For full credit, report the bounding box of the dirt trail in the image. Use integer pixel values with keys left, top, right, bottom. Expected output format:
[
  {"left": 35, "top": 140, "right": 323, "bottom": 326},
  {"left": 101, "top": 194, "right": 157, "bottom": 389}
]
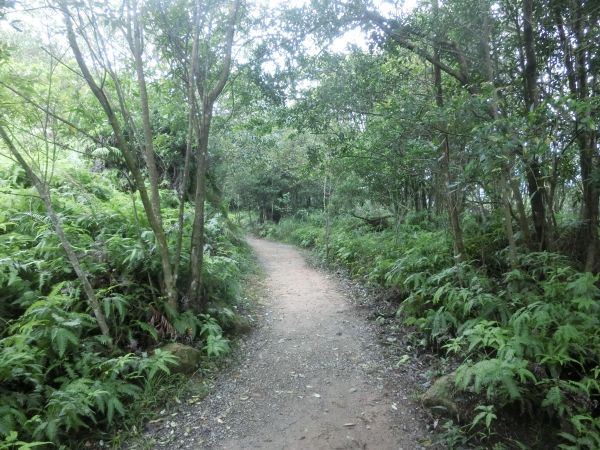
[{"left": 145, "top": 237, "right": 428, "bottom": 449}]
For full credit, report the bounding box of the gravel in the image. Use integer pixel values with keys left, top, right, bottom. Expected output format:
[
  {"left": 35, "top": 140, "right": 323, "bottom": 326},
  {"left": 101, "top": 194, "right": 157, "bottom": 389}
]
[{"left": 135, "top": 237, "right": 436, "bottom": 450}]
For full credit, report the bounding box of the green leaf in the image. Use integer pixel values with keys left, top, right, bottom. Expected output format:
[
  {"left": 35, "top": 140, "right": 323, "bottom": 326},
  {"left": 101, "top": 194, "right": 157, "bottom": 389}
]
[{"left": 50, "top": 328, "right": 79, "bottom": 357}]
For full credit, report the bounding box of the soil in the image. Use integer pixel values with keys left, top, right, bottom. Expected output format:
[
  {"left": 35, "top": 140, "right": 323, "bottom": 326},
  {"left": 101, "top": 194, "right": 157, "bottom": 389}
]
[{"left": 137, "top": 237, "right": 432, "bottom": 449}]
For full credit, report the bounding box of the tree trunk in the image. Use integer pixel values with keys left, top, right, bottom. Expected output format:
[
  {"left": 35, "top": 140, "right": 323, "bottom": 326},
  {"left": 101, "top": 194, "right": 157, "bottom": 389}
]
[
  {"left": 432, "top": 0, "right": 465, "bottom": 262},
  {"left": 501, "top": 174, "right": 518, "bottom": 268},
  {"left": 174, "top": 4, "right": 200, "bottom": 291},
  {"left": 187, "top": 0, "right": 240, "bottom": 309},
  {"left": 188, "top": 110, "right": 211, "bottom": 310},
  {"left": 521, "top": 0, "right": 549, "bottom": 251},
  {"left": 510, "top": 177, "right": 532, "bottom": 246},
  {"left": 62, "top": 6, "right": 177, "bottom": 307},
  {"left": 555, "top": 5, "right": 598, "bottom": 271},
  {"left": 128, "top": 3, "right": 177, "bottom": 308},
  {"left": 323, "top": 171, "right": 332, "bottom": 265},
  {"left": 525, "top": 163, "right": 548, "bottom": 250},
  {"left": 480, "top": 4, "right": 517, "bottom": 266},
  {"left": 578, "top": 132, "right": 599, "bottom": 271},
  {"left": 571, "top": 4, "right": 599, "bottom": 271}
]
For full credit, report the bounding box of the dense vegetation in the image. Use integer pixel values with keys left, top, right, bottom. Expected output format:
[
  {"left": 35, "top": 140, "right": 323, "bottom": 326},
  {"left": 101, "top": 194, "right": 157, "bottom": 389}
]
[
  {"left": 0, "top": 160, "right": 248, "bottom": 446},
  {"left": 1, "top": 0, "right": 599, "bottom": 448}
]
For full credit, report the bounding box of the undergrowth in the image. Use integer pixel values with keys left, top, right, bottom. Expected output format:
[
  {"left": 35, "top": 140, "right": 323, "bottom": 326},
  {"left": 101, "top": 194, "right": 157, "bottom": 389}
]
[
  {"left": 263, "top": 212, "right": 600, "bottom": 449},
  {"left": 0, "top": 161, "right": 251, "bottom": 448}
]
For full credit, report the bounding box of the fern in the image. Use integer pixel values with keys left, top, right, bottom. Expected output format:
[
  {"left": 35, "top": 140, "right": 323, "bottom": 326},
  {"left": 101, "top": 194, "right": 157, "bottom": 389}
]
[
  {"left": 470, "top": 405, "right": 497, "bottom": 431},
  {"left": 172, "top": 311, "right": 203, "bottom": 339},
  {"left": 204, "top": 334, "right": 230, "bottom": 357},
  {"left": 558, "top": 415, "right": 600, "bottom": 450},
  {"left": 542, "top": 385, "right": 569, "bottom": 418},
  {"left": 138, "top": 349, "right": 178, "bottom": 382},
  {"left": 0, "top": 431, "right": 50, "bottom": 450},
  {"left": 0, "top": 164, "right": 250, "bottom": 446},
  {"left": 199, "top": 314, "right": 224, "bottom": 338},
  {"left": 455, "top": 358, "right": 536, "bottom": 404},
  {"left": 50, "top": 328, "right": 79, "bottom": 358}
]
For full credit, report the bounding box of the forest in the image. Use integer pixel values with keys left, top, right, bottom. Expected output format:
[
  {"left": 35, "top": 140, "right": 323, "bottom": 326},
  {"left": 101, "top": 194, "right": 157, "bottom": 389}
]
[{"left": 0, "top": 0, "right": 598, "bottom": 448}]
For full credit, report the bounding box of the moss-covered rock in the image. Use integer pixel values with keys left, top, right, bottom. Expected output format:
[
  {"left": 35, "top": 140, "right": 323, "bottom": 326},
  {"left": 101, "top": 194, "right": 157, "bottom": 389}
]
[
  {"left": 161, "top": 343, "right": 202, "bottom": 374},
  {"left": 229, "top": 316, "right": 253, "bottom": 335},
  {"left": 421, "top": 372, "right": 461, "bottom": 419}
]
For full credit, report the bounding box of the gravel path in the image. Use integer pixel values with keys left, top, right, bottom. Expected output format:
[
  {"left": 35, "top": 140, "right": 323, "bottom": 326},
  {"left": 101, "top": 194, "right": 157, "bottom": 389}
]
[{"left": 143, "top": 237, "right": 428, "bottom": 449}]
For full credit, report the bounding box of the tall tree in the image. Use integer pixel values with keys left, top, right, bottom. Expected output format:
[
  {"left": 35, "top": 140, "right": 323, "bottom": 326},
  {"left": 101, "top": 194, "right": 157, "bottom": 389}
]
[
  {"left": 187, "top": 0, "right": 242, "bottom": 310},
  {"left": 59, "top": 0, "right": 179, "bottom": 307}
]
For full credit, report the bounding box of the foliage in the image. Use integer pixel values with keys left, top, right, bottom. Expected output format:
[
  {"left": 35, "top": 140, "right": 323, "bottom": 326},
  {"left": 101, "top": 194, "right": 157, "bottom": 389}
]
[{"left": 0, "top": 161, "right": 249, "bottom": 446}]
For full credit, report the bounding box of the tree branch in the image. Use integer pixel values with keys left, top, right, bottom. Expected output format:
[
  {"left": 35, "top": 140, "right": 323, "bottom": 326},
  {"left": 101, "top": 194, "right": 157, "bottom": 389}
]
[{"left": 363, "top": 10, "right": 474, "bottom": 93}]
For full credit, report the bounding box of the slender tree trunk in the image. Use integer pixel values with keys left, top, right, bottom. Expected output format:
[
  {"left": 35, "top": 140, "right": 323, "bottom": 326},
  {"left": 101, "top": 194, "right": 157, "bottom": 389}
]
[
  {"left": 323, "top": 170, "right": 331, "bottom": 265},
  {"left": 187, "top": 0, "right": 240, "bottom": 309},
  {"left": 571, "top": 4, "right": 599, "bottom": 271},
  {"left": 579, "top": 134, "right": 599, "bottom": 271},
  {"left": 188, "top": 111, "right": 211, "bottom": 310},
  {"left": 128, "top": 3, "right": 177, "bottom": 308},
  {"left": 525, "top": 162, "right": 548, "bottom": 250},
  {"left": 501, "top": 174, "right": 518, "bottom": 268},
  {"left": 174, "top": 4, "right": 200, "bottom": 292},
  {"left": 480, "top": 5, "right": 517, "bottom": 266},
  {"left": 510, "top": 177, "right": 532, "bottom": 246},
  {"left": 129, "top": 186, "right": 144, "bottom": 244},
  {"left": 548, "top": 155, "right": 560, "bottom": 234},
  {"left": 130, "top": 3, "right": 162, "bottom": 230},
  {"left": 521, "top": 0, "right": 549, "bottom": 251},
  {"left": 421, "top": 187, "right": 428, "bottom": 211},
  {"left": 62, "top": 6, "right": 177, "bottom": 307},
  {"left": 432, "top": 0, "right": 464, "bottom": 262},
  {"left": 555, "top": 6, "right": 598, "bottom": 271},
  {"left": 0, "top": 125, "right": 110, "bottom": 337}
]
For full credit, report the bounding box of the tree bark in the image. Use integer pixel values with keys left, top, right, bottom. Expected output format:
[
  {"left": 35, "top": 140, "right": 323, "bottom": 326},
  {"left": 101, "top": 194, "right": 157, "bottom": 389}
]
[
  {"left": 323, "top": 167, "right": 332, "bottom": 265},
  {"left": 174, "top": 2, "right": 200, "bottom": 293},
  {"left": 188, "top": 111, "right": 211, "bottom": 309},
  {"left": 127, "top": 1, "right": 177, "bottom": 308},
  {"left": 501, "top": 173, "right": 518, "bottom": 268},
  {"left": 480, "top": 4, "right": 517, "bottom": 266},
  {"left": 510, "top": 177, "right": 532, "bottom": 246},
  {"left": 571, "top": 3, "right": 599, "bottom": 271}
]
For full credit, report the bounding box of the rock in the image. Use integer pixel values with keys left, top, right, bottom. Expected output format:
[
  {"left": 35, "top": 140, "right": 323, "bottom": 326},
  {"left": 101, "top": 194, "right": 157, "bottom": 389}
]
[
  {"left": 421, "top": 372, "right": 460, "bottom": 418},
  {"left": 229, "top": 316, "right": 253, "bottom": 335},
  {"left": 161, "top": 343, "right": 202, "bottom": 374}
]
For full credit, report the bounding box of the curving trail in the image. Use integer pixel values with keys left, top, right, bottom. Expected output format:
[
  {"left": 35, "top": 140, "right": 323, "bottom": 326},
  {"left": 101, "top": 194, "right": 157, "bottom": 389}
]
[{"left": 145, "top": 237, "right": 427, "bottom": 449}]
